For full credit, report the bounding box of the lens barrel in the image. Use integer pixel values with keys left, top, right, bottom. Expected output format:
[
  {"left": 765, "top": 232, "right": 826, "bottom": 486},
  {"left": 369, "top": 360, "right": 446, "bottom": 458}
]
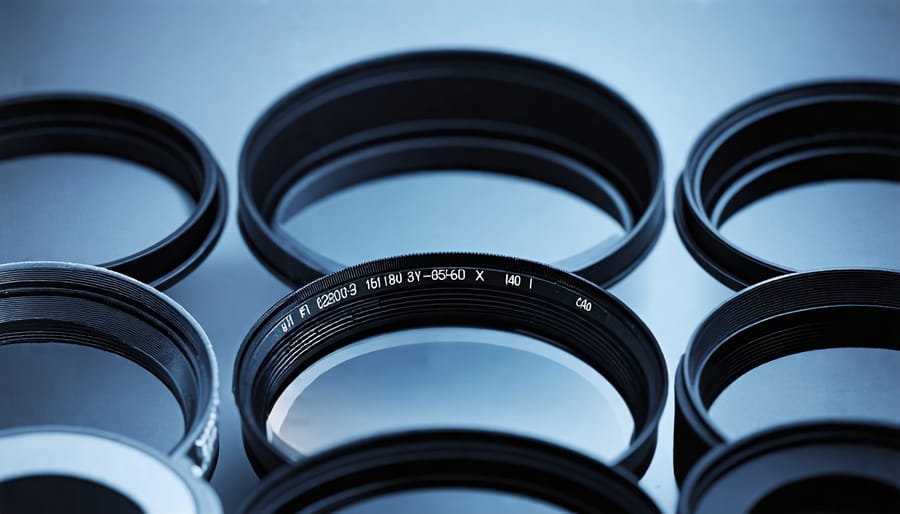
[
  {"left": 234, "top": 253, "right": 667, "bottom": 477},
  {"left": 678, "top": 422, "right": 900, "bottom": 514},
  {"left": 0, "top": 261, "right": 219, "bottom": 477},
  {"left": 237, "top": 430, "right": 662, "bottom": 514},
  {"left": 675, "top": 81, "right": 900, "bottom": 289},
  {"left": 673, "top": 268, "right": 900, "bottom": 483},
  {"left": 239, "top": 50, "right": 664, "bottom": 287},
  {"left": 0, "top": 93, "right": 227, "bottom": 288}
]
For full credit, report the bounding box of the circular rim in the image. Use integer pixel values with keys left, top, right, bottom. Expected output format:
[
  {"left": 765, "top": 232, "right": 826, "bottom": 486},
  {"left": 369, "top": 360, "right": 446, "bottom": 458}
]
[
  {"left": 0, "top": 93, "right": 228, "bottom": 289},
  {"left": 237, "top": 429, "right": 662, "bottom": 514},
  {"left": 0, "top": 261, "right": 219, "bottom": 477},
  {"left": 238, "top": 49, "right": 664, "bottom": 288},
  {"left": 678, "top": 422, "right": 900, "bottom": 514},
  {"left": 674, "top": 80, "right": 900, "bottom": 290},
  {"left": 673, "top": 268, "right": 900, "bottom": 483},
  {"left": 0, "top": 427, "right": 221, "bottom": 514},
  {"left": 233, "top": 252, "right": 667, "bottom": 477}
]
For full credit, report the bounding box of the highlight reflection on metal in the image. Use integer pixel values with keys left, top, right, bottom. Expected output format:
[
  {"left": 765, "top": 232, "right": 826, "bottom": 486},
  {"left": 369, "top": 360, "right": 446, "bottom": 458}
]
[
  {"left": 0, "top": 428, "right": 222, "bottom": 514},
  {"left": 0, "top": 262, "right": 220, "bottom": 477},
  {"left": 4, "top": 4, "right": 900, "bottom": 512}
]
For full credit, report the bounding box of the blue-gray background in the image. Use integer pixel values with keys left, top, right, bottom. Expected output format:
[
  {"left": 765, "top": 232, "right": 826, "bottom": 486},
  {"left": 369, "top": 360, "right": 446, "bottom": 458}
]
[{"left": 2, "top": 1, "right": 899, "bottom": 512}]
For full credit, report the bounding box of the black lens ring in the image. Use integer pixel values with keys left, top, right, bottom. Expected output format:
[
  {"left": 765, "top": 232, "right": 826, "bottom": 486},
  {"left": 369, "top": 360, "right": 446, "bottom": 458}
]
[
  {"left": 674, "top": 81, "right": 900, "bottom": 290},
  {"left": 237, "top": 429, "right": 662, "bottom": 514},
  {"left": 678, "top": 422, "right": 900, "bottom": 514},
  {"left": 673, "top": 268, "right": 900, "bottom": 484},
  {"left": 0, "top": 427, "right": 222, "bottom": 514},
  {"left": 234, "top": 253, "right": 667, "bottom": 477},
  {"left": 0, "top": 261, "right": 219, "bottom": 477},
  {"left": 238, "top": 49, "right": 664, "bottom": 288},
  {"left": 0, "top": 93, "right": 228, "bottom": 289}
]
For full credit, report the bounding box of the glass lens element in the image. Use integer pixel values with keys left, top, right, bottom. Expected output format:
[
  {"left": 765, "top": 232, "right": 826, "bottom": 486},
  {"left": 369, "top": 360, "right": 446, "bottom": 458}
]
[
  {"left": 268, "top": 327, "right": 633, "bottom": 462},
  {"left": 277, "top": 171, "right": 625, "bottom": 269}
]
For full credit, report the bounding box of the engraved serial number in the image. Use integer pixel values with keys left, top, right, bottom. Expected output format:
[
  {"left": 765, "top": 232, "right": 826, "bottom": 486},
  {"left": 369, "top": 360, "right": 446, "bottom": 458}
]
[
  {"left": 366, "top": 271, "right": 404, "bottom": 290},
  {"left": 269, "top": 266, "right": 601, "bottom": 345},
  {"left": 315, "top": 283, "right": 358, "bottom": 309},
  {"left": 429, "top": 268, "right": 466, "bottom": 281}
]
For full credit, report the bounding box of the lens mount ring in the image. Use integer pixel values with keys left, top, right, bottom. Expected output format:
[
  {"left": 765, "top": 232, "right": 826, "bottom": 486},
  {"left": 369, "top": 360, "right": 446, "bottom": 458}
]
[
  {"left": 0, "top": 261, "right": 219, "bottom": 477},
  {"left": 237, "top": 429, "right": 661, "bottom": 514},
  {"left": 0, "top": 427, "right": 222, "bottom": 514},
  {"left": 675, "top": 81, "right": 900, "bottom": 289},
  {"left": 0, "top": 93, "right": 228, "bottom": 289},
  {"left": 238, "top": 49, "right": 664, "bottom": 287},
  {"left": 673, "top": 268, "right": 900, "bottom": 483},
  {"left": 234, "top": 253, "right": 667, "bottom": 477},
  {"left": 678, "top": 422, "right": 900, "bottom": 514}
]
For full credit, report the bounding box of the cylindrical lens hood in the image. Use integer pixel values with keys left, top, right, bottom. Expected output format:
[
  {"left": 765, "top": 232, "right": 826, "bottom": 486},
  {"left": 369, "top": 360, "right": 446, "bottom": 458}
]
[
  {"left": 0, "top": 427, "right": 222, "bottom": 514},
  {"left": 675, "top": 81, "right": 900, "bottom": 289},
  {"left": 237, "top": 430, "right": 662, "bottom": 514},
  {"left": 239, "top": 50, "right": 664, "bottom": 287},
  {"left": 0, "top": 93, "right": 228, "bottom": 289},
  {"left": 0, "top": 261, "right": 219, "bottom": 477},
  {"left": 673, "top": 269, "right": 900, "bottom": 483},
  {"left": 234, "top": 253, "right": 667, "bottom": 477},
  {"left": 678, "top": 422, "right": 900, "bottom": 514}
]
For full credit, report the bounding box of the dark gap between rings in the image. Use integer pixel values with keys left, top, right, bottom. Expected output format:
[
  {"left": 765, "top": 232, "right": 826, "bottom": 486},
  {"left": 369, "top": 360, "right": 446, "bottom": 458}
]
[
  {"left": 749, "top": 475, "right": 900, "bottom": 514},
  {"left": 0, "top": 475, "right": 143, "bottom": 514}
]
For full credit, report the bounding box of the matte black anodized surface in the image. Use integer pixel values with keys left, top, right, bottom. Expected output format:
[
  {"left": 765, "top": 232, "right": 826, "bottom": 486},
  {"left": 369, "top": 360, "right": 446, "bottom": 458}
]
[
  {"left": 234, "top": 253, "right": 666, "bottom": 477},
  {"left": 0, "top": 94, "right": 227, "bottom": 289},
  {"left": 0, "top": 262, "right": 220, "bottom": 477},
  {"left": 673, "top": 269, "right": 900, "bottom": 483},
  {"left": 238, "top": 50, "right": 664, "bottom": 288},
  {"left": 237, "top": 430, "right": 662, "bottom": 514},
  {"left": 2, "top": 2, "right": 899, "bottom": 512},
  {"left": 674, "top": 81, "right": 900, "bottom": 289},
  {"left": 678, "top": 422, "right": 900, "bottom": 514}
]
